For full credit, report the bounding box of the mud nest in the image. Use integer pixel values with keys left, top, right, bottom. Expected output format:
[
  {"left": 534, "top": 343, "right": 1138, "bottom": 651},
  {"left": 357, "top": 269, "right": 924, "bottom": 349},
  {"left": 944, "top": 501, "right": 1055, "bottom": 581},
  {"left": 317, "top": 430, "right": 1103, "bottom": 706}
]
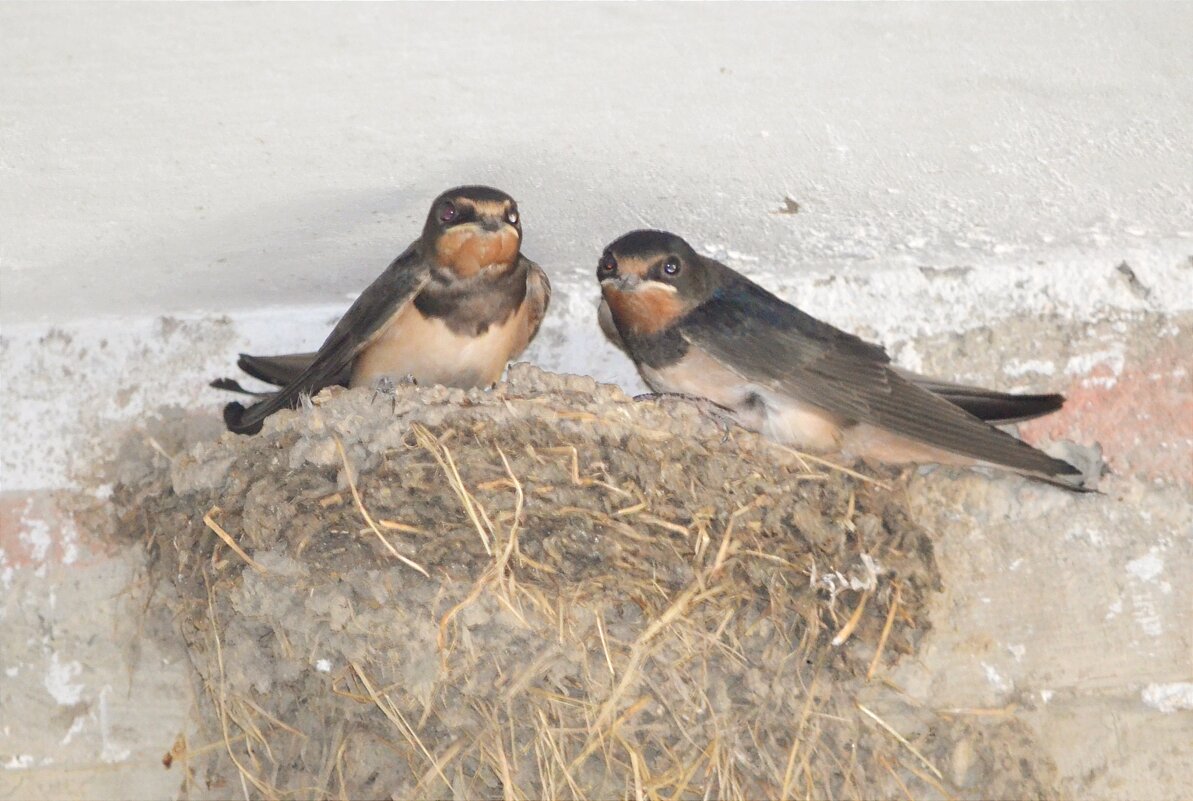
[{"left": 114, "top": 365, "right": 1056, "bottom": 800}]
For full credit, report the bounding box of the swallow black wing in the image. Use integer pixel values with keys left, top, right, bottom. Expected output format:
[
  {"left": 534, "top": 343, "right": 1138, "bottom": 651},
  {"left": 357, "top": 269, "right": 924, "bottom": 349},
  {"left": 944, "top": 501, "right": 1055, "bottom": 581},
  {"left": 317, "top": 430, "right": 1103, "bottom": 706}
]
[
  {"left": 223, "top": 243, "right": 431, "bottom": 434},
  {"left": 677, "top": 268, "right": 1079, "bottom": 478},
  {"left": 517, "top": 257, "right": 553, "bottom": 354},
  {"left": 235, "top": 352, "right": 323, "bottom": 387}
]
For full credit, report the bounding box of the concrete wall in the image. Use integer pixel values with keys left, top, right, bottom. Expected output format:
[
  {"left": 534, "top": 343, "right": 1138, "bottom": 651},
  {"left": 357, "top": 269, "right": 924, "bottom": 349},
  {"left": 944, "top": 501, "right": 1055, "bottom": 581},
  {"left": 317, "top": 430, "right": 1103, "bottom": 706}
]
[{"left": 2, "top": 4, "right": 1190, "bottom": 798}]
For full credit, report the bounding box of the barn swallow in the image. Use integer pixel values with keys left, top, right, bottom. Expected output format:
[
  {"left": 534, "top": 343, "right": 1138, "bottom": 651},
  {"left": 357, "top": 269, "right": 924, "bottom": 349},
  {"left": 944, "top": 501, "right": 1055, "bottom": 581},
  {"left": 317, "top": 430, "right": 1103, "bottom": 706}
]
[
  {"left": 596, "top": 229, "right": 1086, "bottom": 488},
  {"left": 214, "top": 186, "right": 551, "bottom": 434}
]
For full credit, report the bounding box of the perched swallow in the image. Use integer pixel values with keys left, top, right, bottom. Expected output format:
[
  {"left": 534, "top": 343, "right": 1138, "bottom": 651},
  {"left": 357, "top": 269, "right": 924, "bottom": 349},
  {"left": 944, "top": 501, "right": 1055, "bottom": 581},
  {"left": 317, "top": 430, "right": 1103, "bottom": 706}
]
[
  {"left": 596, "top": 229, "right": 1086, "bottom": 488},
  {"left": 215, "top": 186, "right": 551, "bottom": 434}
]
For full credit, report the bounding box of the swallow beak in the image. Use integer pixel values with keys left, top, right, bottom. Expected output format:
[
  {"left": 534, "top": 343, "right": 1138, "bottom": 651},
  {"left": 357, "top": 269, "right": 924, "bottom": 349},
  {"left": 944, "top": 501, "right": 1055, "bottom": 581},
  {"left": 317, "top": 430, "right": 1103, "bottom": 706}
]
[{"left": 600, "top": 273, "right": 641, "bottom": 291}]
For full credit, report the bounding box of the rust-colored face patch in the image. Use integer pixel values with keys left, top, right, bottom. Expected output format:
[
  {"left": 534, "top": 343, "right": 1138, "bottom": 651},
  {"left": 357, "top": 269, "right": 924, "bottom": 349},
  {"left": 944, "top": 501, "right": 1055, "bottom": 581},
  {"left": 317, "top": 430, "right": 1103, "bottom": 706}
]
[
  {"left": 601, "top": 283, "right": 689, "bottom": 336},
  {"left": 435, "top": 225, "right": 520, "bottom": 278}
]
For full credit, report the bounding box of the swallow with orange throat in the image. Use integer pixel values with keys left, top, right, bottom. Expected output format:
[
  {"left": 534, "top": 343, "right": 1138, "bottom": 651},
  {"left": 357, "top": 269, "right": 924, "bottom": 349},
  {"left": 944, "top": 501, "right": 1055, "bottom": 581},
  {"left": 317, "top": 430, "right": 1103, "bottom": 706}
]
[
  {"left": 596, "top": 229, "right": 1089, "bottom": 489},
  {"left": 214, "top": 185, "right": 551, "bottom": 434}
]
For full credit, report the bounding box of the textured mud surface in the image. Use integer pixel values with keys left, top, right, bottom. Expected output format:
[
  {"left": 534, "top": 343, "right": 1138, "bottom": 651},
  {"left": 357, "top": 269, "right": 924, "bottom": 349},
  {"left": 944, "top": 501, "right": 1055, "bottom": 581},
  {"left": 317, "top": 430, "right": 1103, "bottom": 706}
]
[{"left": 109, "top": 366, "right": 1057, "bottom": 800}]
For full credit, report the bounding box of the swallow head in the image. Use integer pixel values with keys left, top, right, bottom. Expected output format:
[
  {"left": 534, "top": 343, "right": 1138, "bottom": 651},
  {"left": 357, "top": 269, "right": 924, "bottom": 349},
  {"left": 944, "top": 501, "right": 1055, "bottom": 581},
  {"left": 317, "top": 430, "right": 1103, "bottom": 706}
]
[
  {"left": 426, "top": 185, "right": 522, "bottom": 278},
  {"left": 597, "top": 229, "right": 713, "bottom": 337}
]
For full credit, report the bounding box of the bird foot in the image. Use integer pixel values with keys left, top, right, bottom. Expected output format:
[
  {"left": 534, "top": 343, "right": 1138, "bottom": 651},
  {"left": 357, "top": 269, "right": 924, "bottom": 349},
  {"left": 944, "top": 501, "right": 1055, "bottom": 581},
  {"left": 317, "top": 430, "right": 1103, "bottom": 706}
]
[
  {"left": 372, "top": 374, "right": 418, "bottom": 395},
  {"left": 371, "top": 375, "right": 419, "bottom": 415}
]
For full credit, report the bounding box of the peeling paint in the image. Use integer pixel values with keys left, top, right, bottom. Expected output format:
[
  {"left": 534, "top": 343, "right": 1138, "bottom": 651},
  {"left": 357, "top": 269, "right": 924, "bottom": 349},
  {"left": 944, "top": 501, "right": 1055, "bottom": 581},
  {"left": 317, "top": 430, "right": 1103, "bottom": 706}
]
[
  {"left": 3, "top": 754, "right": 35, "bottom": 770},
  {"left": 1066, "top": 347, "right": 1126, "bottom": 381},
  {"left": 44, "top": 652, "right": 84, "bottom": 706},
  {"left": 1141, "top": 683, "right": 1193, "bottom": 714},
  {"left": 1123, "top": 548, "right": 1171, "bottom": 637},
  {"left": 1004, "top": 359, "right": 1057, "bottom": 378},
  {"left": 1126, "top": 550, "right": 1165, "bottom": 582},
  {"left": 982, "top": 662, "right": 1013, "bottom": 693},
  {"left": 0, "top": 548, "right": 12, "bottom": 591},
  {"left": 1105, "top": 598, "right": 1123, "bottom": 620},
  {"left": 1129, "top": 589, "right": 1164, "bottom": 638},
  {"left": 17, "top": 499, "right": 52, "bottom": 564},
  {"left": 60, "top": 715, "right": 87, "bottom": 746},
  {"left": 59, "top": 518, "right": 80, "bottom": 565},
  {"left": 97, "top": 685, "right": 130, "bottom": 764}
]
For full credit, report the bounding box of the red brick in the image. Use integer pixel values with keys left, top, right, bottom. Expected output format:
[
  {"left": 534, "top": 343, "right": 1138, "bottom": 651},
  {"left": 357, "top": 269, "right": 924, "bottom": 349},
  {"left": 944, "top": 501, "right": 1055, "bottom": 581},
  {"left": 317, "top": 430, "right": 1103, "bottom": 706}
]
[{"left": 1020, "top": 342, "right": 1192, "bottom": 486}]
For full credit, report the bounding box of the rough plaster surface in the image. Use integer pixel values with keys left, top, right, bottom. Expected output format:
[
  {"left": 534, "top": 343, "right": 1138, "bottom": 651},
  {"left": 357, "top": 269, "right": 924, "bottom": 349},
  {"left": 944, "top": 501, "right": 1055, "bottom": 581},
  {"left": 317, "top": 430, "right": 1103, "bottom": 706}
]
[
  {"left": 2, "top": 4, "right": 1192, "bottom": 800},
  {"left": 0, "top": 492, "right": 189, "bottom": 801},
  {"left": 897, "top": 473, "right": 1193, "bottom": 799}
]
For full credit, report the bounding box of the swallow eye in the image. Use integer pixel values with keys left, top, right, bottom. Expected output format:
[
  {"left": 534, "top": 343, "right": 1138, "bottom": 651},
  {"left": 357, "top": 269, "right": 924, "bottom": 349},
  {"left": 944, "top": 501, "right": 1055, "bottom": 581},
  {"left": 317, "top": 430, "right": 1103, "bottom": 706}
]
[
  {"left": 663, "top": 257, "right": 681, "bottom": 276},
  {"left": 439, "top": 202, "right": 458, "bottom": 223},
  {"left": 598, "top": 254, "right": 617, "bottom": 275},
  {"left": 506, "top": 207, "right": 519, "bottom": 226}
]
